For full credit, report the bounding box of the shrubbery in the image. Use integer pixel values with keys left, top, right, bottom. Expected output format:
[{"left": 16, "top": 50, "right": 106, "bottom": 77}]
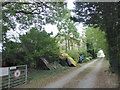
[
  {"left": 3, "top": 28, "right": 60, "bottom": 68},
  {"left": 66, "top": 49, "right": 92, "bottom": 63},
  {"left": 67, "top": 50, "right": 79, "bottom": 62}
]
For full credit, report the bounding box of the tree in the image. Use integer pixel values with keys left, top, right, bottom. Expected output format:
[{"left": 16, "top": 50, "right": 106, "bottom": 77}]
[
  {"left": 2, "top": 41, "right": 25, "bottom": 66},
  {"left": 73, "top": 2, "right": 119, "bottom": 73},
  {"left": 2, "top": 2, "right": 66, "bottom": 43},
  {"left": 3, "top": 28, "right": 60, "bottom": 68},
  {"left": 20, "top": 28, "right": 60, "bottom": 68},
  {"left": 85, "top": 27, "right": 108, "bottom": 58},
  {"left": 2, "top": 2, "right": 66, "bottom": 68},
  {"left": 56, "top": 9, "right": 80, "bottom": 51}
]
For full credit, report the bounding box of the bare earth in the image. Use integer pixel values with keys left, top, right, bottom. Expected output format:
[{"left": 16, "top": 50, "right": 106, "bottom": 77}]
[{"left": 20, "top": 58, "right": 118, "bottom": 88}]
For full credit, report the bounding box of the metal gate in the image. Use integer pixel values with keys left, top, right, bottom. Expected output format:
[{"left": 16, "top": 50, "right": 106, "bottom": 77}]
[{"left": 0, "top": 65, "right": 27, "bottom": 89}]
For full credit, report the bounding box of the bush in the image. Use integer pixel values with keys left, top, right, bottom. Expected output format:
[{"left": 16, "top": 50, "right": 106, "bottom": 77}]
[
  {"left": 3, "top": 28, "right": 60, "bottom": 68},
  {"left": 79, "top": 51, "right": 87, "bottom": 57},
  {"left": 67, "top": 50, "right": 79, "bottom": 62},
  {"left": 85, "top": 56, "right": 92, "bottom": 61}
]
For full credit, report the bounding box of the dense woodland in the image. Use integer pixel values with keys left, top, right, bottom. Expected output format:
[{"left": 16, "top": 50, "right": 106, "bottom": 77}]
[{"left": 1, "top": 2, "right": 119, "bottom": 74}]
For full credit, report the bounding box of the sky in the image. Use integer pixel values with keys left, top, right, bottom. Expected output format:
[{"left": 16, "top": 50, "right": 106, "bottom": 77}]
[
  {"left": 67, "top": 0, "right": 75, "bottom": 10},
  {"left": 44, "top": 23, "right": 85, "bottom": 37}
]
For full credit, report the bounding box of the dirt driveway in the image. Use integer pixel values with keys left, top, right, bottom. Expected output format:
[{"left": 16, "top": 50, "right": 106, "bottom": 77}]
[
  {"left": 20, "top": 58, "right": 118, "bottom": 88},
  {"left": 44, "top": 58, "right": 118, "bottom": 88}
]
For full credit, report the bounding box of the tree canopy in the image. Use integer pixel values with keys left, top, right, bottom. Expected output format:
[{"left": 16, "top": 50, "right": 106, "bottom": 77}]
[
  {"left": 3, "top": 28, "right": 60, "bottom": 68},
  {"left": 73, "top": 2, "right": 119, "bottom": 73},
  {"left": 2, "top": 2, "right": 66, "bottom": 42},
  {"left": 85, "top": 27, "right": 108, "bottom": 56},
  {"left": 2, "top": 2, "right": 66, "bottom": 68},
  {"left": 2, "top": 2, "right": 80, "bottom": 68}
]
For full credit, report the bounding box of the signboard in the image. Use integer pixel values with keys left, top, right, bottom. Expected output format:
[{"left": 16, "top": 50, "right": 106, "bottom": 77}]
[
  {"left": 10, "top": 66, "right": 16, "bottom": 70},
  {"left": 0, "top": 68, "right": 9, "bottom": 77},
  {"left": 14, "top": 70, "right": 21, "bottom": 78}
]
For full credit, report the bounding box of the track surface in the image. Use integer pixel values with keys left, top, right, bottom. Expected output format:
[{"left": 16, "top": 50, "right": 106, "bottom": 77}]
[{"left": 44, "top": 58, "right": 105, "bottom": 88}]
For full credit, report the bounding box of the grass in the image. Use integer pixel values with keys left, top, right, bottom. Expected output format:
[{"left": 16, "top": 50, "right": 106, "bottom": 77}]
[
  {"left": 27, "top": 66, "right": 70, "bottom": 81},
  {"left": 76, "top": 59, "right": 94, "bottom": 67},
  {"left": 20, "top": 66, "right": 73, "bottom": 88},
  {"left": 28, "top": 59, "right": 96, "bottom": 81}
]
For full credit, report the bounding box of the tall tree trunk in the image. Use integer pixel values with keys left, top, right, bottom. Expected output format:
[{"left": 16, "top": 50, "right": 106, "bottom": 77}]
[
  {"left": 68, "top": 39, "right": 70, "bottom": 50},
  {"left": 106, "top": 27, "right": 119, "bottom": 73},
  {"left": 65, "top": 37, "right": 68, "bottom": 52},
  {"left": 71, "top": 39, "right": 74, "bottom": 50}
]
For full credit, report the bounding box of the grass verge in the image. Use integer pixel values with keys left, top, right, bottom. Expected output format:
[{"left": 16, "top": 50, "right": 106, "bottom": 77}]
[{"left": 27, "top": 66, "right": 70, "bottom": 81}]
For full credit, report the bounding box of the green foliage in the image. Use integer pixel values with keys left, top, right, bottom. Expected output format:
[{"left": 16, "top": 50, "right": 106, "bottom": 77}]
[
  {"left": 3, "top": 28, "right": 60, "bottom": 68},
  {"left": 2, "top": 2, "right": 66, "bottom": 42},
  {"left": 67, "top": 50, "right": 79, "bottom": 62},
  {"left": 2, "top": 2, "right": 68, "bottom": 68},
  {"left": 2, "top": 41, "right": 25, "bottom": 66},
  {"left": 20, "top": 28, "right": 60, "bottom": 65},
  {"left": 85, "top": 57, "right": 92, "bottom": 61},
  {"left": 56, "top": 9, "right": 80, "bottom": 51},
  {"left": 74, "top": 2, "right": 119, "bottom": 73},
  {"left": 85, "top": 27, "right": 108, "bottom": 54},
  {"left": 79, "top": 50, "right": 87, "bottom": 57},
  {"left": 66, "top": 49, "right": 92, "bottom": 63}
]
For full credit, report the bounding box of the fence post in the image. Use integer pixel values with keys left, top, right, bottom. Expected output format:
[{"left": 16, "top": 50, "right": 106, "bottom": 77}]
[
  {"left": 8, "top": 67, "right": 10, "bottom": 88},
  {"left": 25, "top": 65, "right": 27, "bottom": 83}
]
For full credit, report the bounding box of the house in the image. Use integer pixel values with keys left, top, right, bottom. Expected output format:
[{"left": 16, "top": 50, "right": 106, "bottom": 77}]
[{"left": 55, "top": 33, "right": 86, "bottom": 51}]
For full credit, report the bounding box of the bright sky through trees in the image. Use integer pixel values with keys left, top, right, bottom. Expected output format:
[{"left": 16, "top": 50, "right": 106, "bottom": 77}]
[
  {"left": 6, "top": 1, "right": 84, "bottom": 38},
  {"left": 67, "top": 0, "right": 75, "bottom": 9},
  {"left": 44, "top": 0, "right": 85, "bottom": 37}
]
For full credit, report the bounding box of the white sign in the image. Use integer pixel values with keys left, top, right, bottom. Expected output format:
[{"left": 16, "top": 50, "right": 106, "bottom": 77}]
[
  {"left": 0, "top": 67, "right": 9, "bottom": 77},
  {"left": 14, "top": 70, "right": 21, "bottom": 78},
  {"left": 10, "top": 66, "right": 16, "bottom": 70}
]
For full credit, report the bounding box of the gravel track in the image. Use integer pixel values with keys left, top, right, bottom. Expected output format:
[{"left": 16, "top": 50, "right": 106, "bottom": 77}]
[{"left": 44, "top": 59, "right": 102, "bottom": 88}]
